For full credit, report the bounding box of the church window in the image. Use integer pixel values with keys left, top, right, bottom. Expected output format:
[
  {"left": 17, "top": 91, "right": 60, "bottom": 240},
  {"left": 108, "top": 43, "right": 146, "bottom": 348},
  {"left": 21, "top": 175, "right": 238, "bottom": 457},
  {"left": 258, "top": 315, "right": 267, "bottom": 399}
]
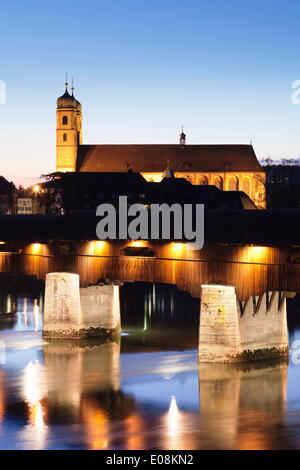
[
  {"left": 198, "top": 176, "right": 208, "bottom": 185},
  {"left": 212, "top": 176, "right": 223, "bottom": 190},
  {"left": 62, "top": 116, "right": 68, "bottom": 125},
  {"left": 243, "top": 178, "right": 250, "bottom": 195},
  {"left": 63, "top": 133, "right": 67, "bottom": 142},
  {"left": 228, "top": 176, "right": 238, "bottom": 191}
]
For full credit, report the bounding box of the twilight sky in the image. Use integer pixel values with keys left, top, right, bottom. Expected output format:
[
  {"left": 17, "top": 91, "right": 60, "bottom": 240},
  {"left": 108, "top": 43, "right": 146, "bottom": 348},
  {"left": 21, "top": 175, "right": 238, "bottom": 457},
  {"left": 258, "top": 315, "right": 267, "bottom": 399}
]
[{"left": 0, "top": 0, "right": 300, "bottom": 186}]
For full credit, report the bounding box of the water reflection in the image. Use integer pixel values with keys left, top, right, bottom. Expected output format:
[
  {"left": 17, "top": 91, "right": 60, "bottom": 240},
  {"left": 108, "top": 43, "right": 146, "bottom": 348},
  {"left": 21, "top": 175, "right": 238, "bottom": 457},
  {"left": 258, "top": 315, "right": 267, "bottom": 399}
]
[
  {"left": 198, "top": 361, "right": 288, "bottom": 449},
  {"left": 0, "top": 294, "right": 42, "bottom": 332},
  {"left": 1, "top": 283, "right": 300, "bottom": 449},
  {"left": 20, "top": 360, "right": 48, "bottom": 449},
  {"left": 163, "top": 396, "right": 183, "bottom": 449},
  {"left": 0, "top": 334, "right": 299, "bottom": 449},
  {"left": 0, "top": 370, "right": 4, "bottom": 424},
  {"left": 44, "top": 339, "right": 121, "bottom": 407},
  {"left": 121, "top": 282, "right": 199, "bottom": 332},
  {"left": 43, "top": 339, "right": 130, "bottom": 450}
]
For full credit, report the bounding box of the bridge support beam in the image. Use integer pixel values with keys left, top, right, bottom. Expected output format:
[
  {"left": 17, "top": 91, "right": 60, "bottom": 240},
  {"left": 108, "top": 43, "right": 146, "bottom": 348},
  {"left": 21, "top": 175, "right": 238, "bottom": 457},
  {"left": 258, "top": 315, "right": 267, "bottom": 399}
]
[
  {"left": 43, "top": 273, "right": 121, "bottom": 339},
  {"left": 199, "top": 285, "right": 289, "bottom": 363}
]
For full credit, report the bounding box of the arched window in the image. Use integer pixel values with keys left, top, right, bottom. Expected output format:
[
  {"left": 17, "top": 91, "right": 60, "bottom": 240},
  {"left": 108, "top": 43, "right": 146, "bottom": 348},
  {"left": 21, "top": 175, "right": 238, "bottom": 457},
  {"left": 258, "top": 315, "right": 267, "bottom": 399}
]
[
  {"left": 184, "top": 175, "right": 193, "bottom": 184},
  {"left": 62, "top": 116, "right": 68, "bottom": 125},
  {"left": 63, "top": 133, "right": 67, "bottom": 142},
  {"left": 255, "top": 180, "right": 262, "bottom": 192},
  {"left": 243, "top": 178, "right": 250, "bottom": 196},
  {"left": 212, "top": 176, "right": 223, "bottom": 190},
  {"left": 254, "top": 180, "right": 265, "bottom": 206},
  {"left": 198, "top": 176, "right": 208, "bottom": 186},
  {"left": 228, "top": 176, "right": 238, "bottom": 191}
]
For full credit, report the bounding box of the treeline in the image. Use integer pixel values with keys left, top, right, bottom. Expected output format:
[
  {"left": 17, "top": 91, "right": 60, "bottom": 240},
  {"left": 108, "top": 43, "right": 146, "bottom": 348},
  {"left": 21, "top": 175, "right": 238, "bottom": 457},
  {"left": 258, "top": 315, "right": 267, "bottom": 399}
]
[{"left": 264, "top": 164, "right": 300, "bottom": 208}]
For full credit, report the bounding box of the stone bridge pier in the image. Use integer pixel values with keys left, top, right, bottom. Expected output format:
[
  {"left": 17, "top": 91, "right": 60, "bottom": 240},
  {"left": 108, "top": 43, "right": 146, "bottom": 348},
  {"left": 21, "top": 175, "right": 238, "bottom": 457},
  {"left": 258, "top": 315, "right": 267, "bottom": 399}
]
[
  {"left": 43, "top": 272, "right": 121, "bottom": 339},
  {"left": 199, "top": 285, "right": 294, "bottom": 363}
]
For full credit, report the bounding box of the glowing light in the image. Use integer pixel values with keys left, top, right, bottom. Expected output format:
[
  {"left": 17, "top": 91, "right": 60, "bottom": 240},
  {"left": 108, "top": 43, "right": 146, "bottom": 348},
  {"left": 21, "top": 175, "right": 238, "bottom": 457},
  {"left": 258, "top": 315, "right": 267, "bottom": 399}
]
[
  {"left": 22, "top": 361, "right": 47, "bottom": 448},
  {"left": 251, "top": 246, "right": 266, "bottom": 254},
  {"left": 30, "top": 402, "right": 44, "bottom": 428},
  {"left": 94, "top": 240, "right": 106, "bottom": 255},
  {"left": 163, "top": 396, "right": 184, "bottom": 449},
  {"left": 130, "top": 240, "right": 147, "bottom": 247},
  {"left": 143, "top": 309, "right": 148, "bottom": 331},
  {"left": 22, "top": 297, "right": 28, "bottom": 325},
  {"left": 30, "top": 243, "right": 42, "bottom": 254},
  {"left": 249, "top": 246, "right": 268, "bottom": 261},
  {"left": 141, "top": 172, "right": 164, "bottom": 183},
  {"left": 168, "top": 396, "right": 180, "bottom": 422},
  {"left": 23, "top": 361, "right": 42, "bottom": 404},
  {"left": 81, "top": 400, "right": 109, "bottom": 450},
  {"left": 112, "top": 285, "right": 121, "bottom": 330},
  {"left": 22, "top": 361, "right": 46, "bottom": 425},
  {"left": 125, "top": 414, "right": 145, "bottom": 450},
  {"left": 6, "top": 295, "right": 12, "bottom": 313},
  {"left": 86, "top": 240, "right": 108, "bottom": 255},
  {"left": 0, "top": 241, "right": 5, "bottom": 245},
  {"left": 33, "top": 185, "right": 40, "bottom": 193},
  {"left": 171, "top": 242, "right": 185, "bottom": 255},
  {"left": 95, "top": 240, "right": 105, "bottom": 248},
  {"left": 0, "top": 371, "right": 5, "bottom": 423},
  {"left": 33, "top": 299, "right": 39, "bottom": 331}
]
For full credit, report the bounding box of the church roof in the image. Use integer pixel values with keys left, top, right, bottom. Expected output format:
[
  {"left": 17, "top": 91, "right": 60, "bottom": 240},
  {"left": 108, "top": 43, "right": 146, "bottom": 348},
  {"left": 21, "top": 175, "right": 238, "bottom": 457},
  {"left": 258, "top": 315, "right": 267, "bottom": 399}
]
[
  {"left": 57, "top": 87, "right": 81, "bottom": 110},
  {"left": 76, "top": 144, "right": 263, "bottom": 173}
]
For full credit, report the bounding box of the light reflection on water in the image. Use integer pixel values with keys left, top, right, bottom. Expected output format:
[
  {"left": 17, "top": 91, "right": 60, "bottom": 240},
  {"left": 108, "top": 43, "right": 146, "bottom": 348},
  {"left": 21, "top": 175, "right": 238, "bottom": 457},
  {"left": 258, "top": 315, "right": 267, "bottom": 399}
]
[
  {"left": 0, "top": 285, "right": 300, "bottom": 449},
  {"left": 0, "top": 295, "right": 43, "bottom": 333}
]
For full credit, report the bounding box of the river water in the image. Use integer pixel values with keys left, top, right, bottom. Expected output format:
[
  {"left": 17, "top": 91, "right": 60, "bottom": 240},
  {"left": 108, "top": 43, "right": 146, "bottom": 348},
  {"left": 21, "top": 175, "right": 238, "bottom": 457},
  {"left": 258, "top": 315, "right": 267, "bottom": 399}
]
[{"left": 0, "top": 281, "right": 300, "bottom": 450}]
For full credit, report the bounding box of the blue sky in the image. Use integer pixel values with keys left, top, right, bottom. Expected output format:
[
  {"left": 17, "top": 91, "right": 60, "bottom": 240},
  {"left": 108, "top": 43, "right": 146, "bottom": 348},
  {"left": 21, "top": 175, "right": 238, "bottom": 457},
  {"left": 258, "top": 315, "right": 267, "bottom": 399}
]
[{"left": 0, "top": 0, "right": 300, "bottom": 185}]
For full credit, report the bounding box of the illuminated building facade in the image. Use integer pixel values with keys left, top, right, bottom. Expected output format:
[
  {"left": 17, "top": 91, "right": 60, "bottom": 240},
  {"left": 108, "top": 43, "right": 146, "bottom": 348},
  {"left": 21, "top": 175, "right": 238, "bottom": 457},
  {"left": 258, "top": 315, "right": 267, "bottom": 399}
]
[{"left": 56, "top": 85, "right": 266, "bottom": 208}]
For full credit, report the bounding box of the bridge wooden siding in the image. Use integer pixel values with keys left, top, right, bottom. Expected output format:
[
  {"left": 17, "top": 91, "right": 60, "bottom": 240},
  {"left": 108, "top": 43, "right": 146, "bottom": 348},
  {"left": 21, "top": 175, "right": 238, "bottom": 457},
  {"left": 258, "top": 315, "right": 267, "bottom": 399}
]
[{"left": 0, "top": 241, "right": 299, "bottom": 300}]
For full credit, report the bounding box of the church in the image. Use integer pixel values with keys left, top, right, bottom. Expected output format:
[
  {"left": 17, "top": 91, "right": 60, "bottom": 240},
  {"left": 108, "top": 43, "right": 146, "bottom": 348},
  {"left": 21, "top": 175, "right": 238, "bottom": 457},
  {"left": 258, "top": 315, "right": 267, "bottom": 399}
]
[{"left": 56, "top": 83, "right": 266, "bottom": 208}]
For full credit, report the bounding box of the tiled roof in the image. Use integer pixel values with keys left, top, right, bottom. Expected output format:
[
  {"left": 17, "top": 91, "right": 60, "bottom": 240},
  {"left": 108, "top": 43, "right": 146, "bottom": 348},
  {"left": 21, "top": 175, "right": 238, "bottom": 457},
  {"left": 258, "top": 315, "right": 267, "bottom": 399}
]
[{"left": 76, "top": 144, "right": 263, "bottom": 173}]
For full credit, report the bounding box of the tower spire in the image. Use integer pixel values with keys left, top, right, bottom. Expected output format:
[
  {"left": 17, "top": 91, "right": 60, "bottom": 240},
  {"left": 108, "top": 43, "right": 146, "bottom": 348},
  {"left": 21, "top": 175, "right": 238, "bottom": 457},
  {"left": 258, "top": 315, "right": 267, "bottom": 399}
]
[
  {"left": 179, "top": 125, "right": 186, "bottom": 146},
  {"left": 56, "top": 77, "right": 82, "bottom": 172},
  {"left": 71, "top": 77, "right": 74, "bottom": 95}
]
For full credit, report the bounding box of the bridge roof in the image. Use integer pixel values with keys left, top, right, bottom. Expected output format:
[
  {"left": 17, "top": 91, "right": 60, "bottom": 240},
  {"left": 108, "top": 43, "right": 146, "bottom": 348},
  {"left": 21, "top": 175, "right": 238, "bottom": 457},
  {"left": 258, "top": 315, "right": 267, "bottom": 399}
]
[
  {"left": 76, "top": 144, "right": 263, "bottom": 173},
  {"left": 0, "top": 210, "right": 299, "bottom": 246}
]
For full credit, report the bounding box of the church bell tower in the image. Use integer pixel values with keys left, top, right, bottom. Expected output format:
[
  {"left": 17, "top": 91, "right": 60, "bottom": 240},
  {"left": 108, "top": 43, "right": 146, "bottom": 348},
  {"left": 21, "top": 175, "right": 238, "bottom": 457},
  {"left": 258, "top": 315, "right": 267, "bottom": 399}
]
[{"left": 56, "top": 80, "right": 82, "bottom": 172}]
